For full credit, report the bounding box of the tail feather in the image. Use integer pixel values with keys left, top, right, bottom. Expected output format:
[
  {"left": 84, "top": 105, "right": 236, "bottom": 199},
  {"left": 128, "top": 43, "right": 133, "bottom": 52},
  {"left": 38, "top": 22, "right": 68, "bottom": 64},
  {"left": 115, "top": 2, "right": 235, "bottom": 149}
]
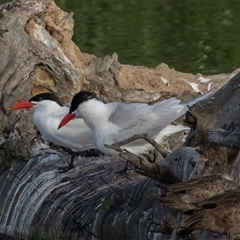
[
  {"left": 177, "top": 88, "right": 216, "bottom": 119},
  {"left": 184, "top": 88, "right": 216, "bottom": 107}
]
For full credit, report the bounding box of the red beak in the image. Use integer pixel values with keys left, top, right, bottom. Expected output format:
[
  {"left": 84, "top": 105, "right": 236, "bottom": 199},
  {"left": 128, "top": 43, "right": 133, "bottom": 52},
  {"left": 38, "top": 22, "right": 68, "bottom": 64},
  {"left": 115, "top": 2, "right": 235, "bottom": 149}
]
[
  {"left": 58, "top": 113, "right": 76, "bottom": 129},
  {"left": 11, "top": 100, "right": 35, "bottom": 110}
]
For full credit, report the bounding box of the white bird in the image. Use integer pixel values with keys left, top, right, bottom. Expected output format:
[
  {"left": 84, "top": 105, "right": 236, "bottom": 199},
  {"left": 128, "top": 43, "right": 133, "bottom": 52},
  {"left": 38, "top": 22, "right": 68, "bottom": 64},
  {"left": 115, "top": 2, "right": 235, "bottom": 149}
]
[
  {"left": 58, "top": 90, "right": 213, "bottom": 156},
  {"left": 12, "top": 93, "right": 94, "bottom": 172}
]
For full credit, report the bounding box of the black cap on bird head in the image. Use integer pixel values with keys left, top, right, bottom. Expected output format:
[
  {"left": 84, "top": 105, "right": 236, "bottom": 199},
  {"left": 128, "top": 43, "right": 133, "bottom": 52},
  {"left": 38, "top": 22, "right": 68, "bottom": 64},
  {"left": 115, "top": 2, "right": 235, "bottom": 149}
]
[
  {"left": 69, "top": 90, "right": 99, "bottom": 113},
  {"left": 29, "top": 93, "right": 63, "bottom": 106}
]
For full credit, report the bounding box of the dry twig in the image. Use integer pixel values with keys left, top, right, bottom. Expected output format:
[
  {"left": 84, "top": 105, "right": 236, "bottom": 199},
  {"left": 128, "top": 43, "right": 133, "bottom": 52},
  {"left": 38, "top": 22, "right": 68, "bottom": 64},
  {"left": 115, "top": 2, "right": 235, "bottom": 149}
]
[{"left": 104, "top": 133, "right": 169, "bottom": 157}]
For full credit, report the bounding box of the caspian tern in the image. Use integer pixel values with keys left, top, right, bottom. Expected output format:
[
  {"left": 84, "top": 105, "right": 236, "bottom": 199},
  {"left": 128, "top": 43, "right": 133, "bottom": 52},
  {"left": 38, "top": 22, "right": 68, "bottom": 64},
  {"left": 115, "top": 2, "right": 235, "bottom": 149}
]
[
  {"left": 12, "top": 93, "right": 94, "bottom": 172},
  {"left": 58, "top": 90, "right": 213, "bottom": 155}
]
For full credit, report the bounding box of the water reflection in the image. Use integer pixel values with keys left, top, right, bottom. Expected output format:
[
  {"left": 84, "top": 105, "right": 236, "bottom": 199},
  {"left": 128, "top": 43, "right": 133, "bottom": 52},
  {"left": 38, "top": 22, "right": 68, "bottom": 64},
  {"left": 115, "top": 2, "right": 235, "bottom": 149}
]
[{"left": 1, "top": 0, "right": 240, "bottom": 74}]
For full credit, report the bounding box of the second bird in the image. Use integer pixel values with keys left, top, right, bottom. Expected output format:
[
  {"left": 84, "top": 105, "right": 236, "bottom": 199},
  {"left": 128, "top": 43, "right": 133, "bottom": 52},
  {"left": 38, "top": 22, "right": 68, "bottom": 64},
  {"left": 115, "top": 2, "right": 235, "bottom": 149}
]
[
  {"left": 12, "top": 93, "right": 94, "bottom": 172},
  {"left": 58, "top": 90, "right": 212, "bottom": 155}
]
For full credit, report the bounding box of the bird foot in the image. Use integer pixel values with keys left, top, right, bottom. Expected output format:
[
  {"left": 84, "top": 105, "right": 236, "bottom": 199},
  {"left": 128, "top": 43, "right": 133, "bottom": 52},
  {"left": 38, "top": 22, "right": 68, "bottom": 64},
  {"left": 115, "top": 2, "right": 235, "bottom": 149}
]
[
  {"left": 115, "top": 161, "right": 133, "bottom": 176},
  {"left": 115, "top": 167, "right": 128, "bottom": 176}
]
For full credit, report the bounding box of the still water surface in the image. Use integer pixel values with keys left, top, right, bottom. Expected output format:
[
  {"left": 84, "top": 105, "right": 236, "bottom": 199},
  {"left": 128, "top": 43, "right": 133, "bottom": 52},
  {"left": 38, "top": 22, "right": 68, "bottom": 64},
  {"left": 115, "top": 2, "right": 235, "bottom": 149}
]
[{"left": 1, "top": 0, "right": 240, "bottom": 75}]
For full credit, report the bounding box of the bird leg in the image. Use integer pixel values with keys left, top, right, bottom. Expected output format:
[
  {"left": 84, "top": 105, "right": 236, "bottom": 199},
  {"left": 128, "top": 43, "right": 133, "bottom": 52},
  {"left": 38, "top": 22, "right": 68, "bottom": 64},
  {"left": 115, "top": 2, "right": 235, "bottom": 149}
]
[
  {"left": 114, "top": 160, "right": 132, "bottom": 176},
  {"left": 105, "top": 133, "right": 169, "bottom": 157},
  {"left": 57, "top": 150, "right": 77, "bottom": 173},
  {"left": 57, "top": 148, "right": 102, "bottom": 174},
  {"left": 68, "top": 151, "right": 76, "bottom": 169}
]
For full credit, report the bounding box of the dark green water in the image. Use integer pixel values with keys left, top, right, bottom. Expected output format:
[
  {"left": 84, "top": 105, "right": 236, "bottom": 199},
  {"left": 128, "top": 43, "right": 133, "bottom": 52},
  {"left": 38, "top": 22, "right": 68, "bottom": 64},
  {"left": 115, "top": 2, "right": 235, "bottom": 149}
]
[{"left": 1, "top": 0, "right": 240, "bottom": 74}]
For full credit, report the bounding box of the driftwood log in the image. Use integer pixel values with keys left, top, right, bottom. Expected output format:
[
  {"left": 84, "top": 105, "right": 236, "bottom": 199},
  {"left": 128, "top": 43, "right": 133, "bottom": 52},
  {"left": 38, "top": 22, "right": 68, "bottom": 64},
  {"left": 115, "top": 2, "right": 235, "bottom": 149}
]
[{"left": 0, "top": 0, "right": 240, "bottom": 239}]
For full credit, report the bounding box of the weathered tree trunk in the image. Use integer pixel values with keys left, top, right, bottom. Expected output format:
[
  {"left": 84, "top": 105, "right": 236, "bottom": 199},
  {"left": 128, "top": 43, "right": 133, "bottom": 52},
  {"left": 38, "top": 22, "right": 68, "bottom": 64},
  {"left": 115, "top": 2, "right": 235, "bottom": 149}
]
[{"left": 0, "top": 0, "right": 240, "bottom": 239}]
